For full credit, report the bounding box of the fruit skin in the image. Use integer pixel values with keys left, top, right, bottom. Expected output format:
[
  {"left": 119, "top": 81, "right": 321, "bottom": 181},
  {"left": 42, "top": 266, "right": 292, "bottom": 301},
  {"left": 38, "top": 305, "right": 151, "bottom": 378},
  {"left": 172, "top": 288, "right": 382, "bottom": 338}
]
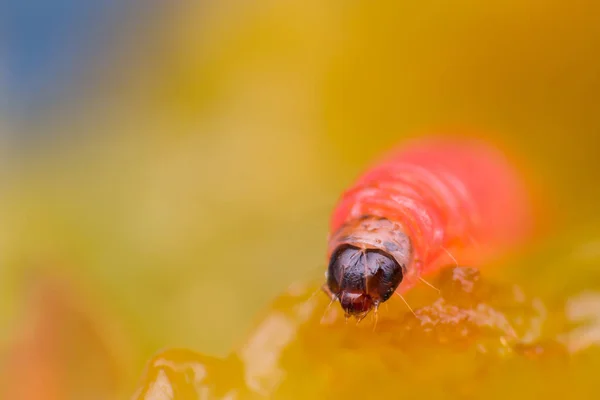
[{"left": 328, "top": 137, "right": 534, "bottom": 293}]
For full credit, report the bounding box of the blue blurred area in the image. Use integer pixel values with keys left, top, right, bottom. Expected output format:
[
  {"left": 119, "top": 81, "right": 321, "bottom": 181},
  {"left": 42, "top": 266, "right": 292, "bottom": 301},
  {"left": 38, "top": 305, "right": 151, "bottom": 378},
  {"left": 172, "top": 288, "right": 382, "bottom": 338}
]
[{"left": 5, "top": 0, "right": 149, "bottom": 120}]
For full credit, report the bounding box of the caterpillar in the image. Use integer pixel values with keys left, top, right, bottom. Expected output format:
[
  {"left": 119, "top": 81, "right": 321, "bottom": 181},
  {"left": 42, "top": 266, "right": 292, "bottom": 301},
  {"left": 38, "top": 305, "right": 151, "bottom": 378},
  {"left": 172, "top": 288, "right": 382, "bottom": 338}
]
[{"left": 323, "top": 137, "right": 534, "bottom": 320}]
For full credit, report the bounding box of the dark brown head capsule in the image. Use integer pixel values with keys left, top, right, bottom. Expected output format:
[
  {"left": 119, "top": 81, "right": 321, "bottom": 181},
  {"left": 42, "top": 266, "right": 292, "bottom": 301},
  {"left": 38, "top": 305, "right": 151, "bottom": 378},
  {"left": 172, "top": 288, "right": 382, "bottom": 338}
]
[{"left": 326, "top": 244, "right": 404, "bottom": 320}]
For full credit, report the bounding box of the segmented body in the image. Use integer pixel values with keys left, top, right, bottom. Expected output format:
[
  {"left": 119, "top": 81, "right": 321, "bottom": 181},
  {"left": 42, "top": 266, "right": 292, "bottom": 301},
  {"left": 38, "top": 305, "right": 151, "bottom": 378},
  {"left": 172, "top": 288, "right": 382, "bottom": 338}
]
[{"left": 328, "top": 138, "right": 533, "bottom": 294}]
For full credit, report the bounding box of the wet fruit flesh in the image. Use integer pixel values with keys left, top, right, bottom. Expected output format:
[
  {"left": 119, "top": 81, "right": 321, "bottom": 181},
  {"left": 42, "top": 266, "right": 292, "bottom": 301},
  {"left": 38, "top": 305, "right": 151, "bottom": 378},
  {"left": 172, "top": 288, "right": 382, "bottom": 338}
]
[{"left": 132, "top": 265, "right": 595, "bottom": 399}]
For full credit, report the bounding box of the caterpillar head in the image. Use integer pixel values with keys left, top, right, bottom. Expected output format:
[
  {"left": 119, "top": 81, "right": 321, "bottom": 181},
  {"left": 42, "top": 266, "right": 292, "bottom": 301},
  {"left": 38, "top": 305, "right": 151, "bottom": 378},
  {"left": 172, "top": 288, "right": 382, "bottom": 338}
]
[{"left": 326, "top": 245, "right": 404, "bottom": 320}]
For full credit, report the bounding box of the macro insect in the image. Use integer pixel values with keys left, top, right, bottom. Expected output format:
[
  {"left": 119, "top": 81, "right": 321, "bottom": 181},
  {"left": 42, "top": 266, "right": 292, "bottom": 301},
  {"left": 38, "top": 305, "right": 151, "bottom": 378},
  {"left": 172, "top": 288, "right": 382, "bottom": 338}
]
[{"left": 323, "top": 137, "right": 533, "bottom": 320}]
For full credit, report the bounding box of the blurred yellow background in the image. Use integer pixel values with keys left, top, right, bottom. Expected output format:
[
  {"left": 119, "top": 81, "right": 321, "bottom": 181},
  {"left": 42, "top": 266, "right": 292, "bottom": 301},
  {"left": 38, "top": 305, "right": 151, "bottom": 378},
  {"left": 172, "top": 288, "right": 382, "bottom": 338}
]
[{"left": 2, "top": 1, "right": 600, "bottom": 398}]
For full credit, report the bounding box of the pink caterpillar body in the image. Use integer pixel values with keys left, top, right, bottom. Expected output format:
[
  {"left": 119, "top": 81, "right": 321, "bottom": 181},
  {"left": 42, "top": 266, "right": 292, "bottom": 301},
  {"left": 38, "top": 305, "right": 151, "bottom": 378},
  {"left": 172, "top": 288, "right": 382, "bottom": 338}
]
[{"left": 324, "top": 137, "right": 533, "bottom": 319}]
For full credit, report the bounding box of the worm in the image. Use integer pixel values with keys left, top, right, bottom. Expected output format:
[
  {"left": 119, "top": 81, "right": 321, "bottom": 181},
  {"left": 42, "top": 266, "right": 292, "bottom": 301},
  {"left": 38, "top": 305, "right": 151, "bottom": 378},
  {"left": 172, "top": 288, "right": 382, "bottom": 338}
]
[{"left": 324, "top": 137, "right": 534, "bottom": 319}]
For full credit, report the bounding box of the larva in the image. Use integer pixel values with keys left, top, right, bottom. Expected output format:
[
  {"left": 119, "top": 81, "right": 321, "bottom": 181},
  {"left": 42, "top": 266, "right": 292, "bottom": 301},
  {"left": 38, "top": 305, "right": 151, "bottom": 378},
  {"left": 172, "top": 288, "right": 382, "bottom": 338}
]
[{"left": 324, "top": 137, "right": 533, "bottom": 319}]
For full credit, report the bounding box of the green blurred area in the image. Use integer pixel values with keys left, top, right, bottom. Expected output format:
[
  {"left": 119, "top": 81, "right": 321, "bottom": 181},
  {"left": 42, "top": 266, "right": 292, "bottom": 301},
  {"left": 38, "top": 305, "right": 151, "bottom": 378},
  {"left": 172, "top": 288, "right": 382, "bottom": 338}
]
[{"left": 2, "top": 1, "right": 600, "bottom": 397}]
